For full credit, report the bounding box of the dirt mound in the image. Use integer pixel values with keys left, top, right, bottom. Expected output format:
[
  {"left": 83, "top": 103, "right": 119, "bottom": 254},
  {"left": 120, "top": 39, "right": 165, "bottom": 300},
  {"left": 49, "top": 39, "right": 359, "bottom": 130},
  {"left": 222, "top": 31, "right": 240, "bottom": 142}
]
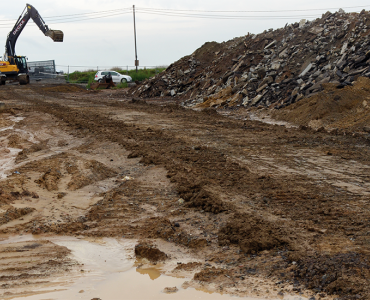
[
  {"left": 7, "top": 134, "right": 26, "bottom": 149},
  {"left": 35, "top": 168, "right": 62, "bottom": 191},
  {"left": 295, "top": 252, "right": 370, "bottom": 298},
  {"left": 273, "top": 77, "right": 370, "bottom": 132},
  {"left": 173, "top": 262, "right": 202, "bottom": 272},
  {"left": 0, "top": 191, "right": 15, "bottom": 206},
  {"left": 129, "top": 9, "right": 370, "bottom": 131},
  {"left": 186, "top": 189, "right": 230, "bottom": 213},
  {"left": 218, "top": 212, "right": 294, "bottom": 254},
  {"left": 135, "top": 242, "right": 167, "bottom": 262},
  {"left": 16, "top": 140, "right": 49, "bottom": 162},
  {"left": 193, "top": 267, "right": 231, "bottom": 283},
  {"left": 0, "top": 207, "right": 35, "bottom": 225},
  {"left": 143, "top": 217, "right": 208, "bottom": 249}
]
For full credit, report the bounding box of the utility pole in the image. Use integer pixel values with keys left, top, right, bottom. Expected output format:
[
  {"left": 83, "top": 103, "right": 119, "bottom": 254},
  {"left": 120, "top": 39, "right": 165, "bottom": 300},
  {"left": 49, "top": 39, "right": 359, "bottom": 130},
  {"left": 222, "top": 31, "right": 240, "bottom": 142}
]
[{"left": 133, "top": 5, "right": 138, "bottom": 73}]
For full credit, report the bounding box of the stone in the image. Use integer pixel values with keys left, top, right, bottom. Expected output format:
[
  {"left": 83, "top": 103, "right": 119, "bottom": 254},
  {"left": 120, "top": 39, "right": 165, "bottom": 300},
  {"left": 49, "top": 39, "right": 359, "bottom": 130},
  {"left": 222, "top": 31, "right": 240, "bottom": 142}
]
[
  {"left": 336, "top": 70, "right": 344, "bottom": 78},
  {"left": 340, "top": 42, "right": 348, "bottom": 55},
  {"left": 312, "top": 70, "right": 322, "bottom": 78},
  {"left": 242, "top": 96, "right": 249, "bottom": 106},
  {"left": 291, "top": 87, "right": 300, "bottom": 97},
  {"left": 279, "top": 48, "right": 288, "bottom": 59},
  {"left": 259, "top": 76, "right": 274, "bottom": 87},
  {"left": 256, "top": 84, "right": 268, "bottom": 93},
  {"left": 296, "top": 94, "right": 304, "bottom": 101},
  {"left": 299, "top": 19, "right": 307, "bottom": 28},
  {"left": 171, "top": 89, "right": 176, "bottom": 96},
  {"left": 250, "top": 94, "right": 263, "bottom": 106},
  {"left": 265, "top": 40, "right": 276, "bottom": 49},
  {"left": 271, "top": 62, "right": 281, "bottom": 70},
  {"left": 309, "top": 26, "right": 324, "bottom": 35},
  {"left": 257, "top": 68, "right": 266, "bottom": 79},
  {"left": 337, "top": 60, "right": 347, "bottom": 70},
  {"left": 299, "top": 63, "right": 313, "bottom": 77},
  {"left": 163, "top": 287, "right": 178, "bottom": 294}
]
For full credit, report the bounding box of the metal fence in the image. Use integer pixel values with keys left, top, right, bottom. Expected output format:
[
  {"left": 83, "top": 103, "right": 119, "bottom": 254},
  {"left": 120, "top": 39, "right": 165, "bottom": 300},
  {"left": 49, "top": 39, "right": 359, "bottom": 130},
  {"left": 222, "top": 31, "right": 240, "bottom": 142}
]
[
  {"left": 28, "top": 60, "right": 58, "bottom": 78},
  {"left": 56, "top": 65, "right": 167, "bottom": 75},
  {"left": 56, "top": 65, "right": 168, "bottom": 84},
  {"left": 25, "top": 61, "right": 168, "bottom": 83}
]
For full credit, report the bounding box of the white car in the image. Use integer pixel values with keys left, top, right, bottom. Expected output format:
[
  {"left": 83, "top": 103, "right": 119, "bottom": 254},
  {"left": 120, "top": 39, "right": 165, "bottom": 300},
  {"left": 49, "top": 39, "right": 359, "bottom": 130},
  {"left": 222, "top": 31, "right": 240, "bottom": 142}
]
[{"left": 94, "top": 71, "right": 132, "bottom": 83}]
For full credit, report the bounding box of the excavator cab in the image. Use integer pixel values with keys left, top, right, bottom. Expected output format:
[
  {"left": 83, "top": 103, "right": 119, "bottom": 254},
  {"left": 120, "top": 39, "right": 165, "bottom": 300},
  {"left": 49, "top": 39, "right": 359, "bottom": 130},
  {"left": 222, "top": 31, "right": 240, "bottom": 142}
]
[{"left": 14, "top": 56, "right": 27, "bottom": 73}]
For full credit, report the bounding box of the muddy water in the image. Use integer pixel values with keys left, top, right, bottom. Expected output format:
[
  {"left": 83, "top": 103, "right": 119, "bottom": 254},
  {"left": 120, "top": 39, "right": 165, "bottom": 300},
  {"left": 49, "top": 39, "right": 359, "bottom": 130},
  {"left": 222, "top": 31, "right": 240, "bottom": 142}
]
[{"left": 0, "top": 235, "right": 306, "bottom": 300}]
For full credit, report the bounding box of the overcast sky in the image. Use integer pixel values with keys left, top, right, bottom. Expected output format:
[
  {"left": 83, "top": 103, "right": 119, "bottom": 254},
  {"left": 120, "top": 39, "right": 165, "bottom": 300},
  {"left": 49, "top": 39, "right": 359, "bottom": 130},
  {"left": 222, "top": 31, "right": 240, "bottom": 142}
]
[{"left": 0, "top": 0, "right": 369, "bottom": 72}]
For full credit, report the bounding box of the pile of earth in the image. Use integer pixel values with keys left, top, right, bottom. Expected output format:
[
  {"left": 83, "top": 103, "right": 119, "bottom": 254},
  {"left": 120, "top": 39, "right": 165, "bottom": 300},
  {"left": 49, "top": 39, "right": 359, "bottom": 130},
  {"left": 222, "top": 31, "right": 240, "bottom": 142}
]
[
  {"left": 271, "top": 76, "right": 370, "bottom": 133},
  {"left": 129, "top": 9, "right": 370, "bottom": 118}
]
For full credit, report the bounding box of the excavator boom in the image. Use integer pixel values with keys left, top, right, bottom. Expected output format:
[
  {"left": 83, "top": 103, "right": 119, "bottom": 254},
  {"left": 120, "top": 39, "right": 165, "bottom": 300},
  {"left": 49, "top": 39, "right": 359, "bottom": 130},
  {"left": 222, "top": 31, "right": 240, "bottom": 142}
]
[
  {"left": 0, "top": 3, "right": 63, "bottom": 85},
  {"left": 5, "top": 3, "right": 63, "bottom": 59}
]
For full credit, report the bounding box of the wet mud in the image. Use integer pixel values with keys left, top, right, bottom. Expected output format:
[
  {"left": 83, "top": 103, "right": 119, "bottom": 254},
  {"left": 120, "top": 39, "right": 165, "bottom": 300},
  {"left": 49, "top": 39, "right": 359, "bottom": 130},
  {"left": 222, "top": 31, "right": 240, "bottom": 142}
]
[{"left": 0, "top": 83, "right": 369, "bottom": 299}]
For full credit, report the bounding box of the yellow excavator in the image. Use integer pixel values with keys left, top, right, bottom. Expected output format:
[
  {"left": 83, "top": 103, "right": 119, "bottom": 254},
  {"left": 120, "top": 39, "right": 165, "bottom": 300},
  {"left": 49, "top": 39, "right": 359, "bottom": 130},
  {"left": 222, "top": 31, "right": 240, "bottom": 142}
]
[{"left": 0, "top": 4, "right": 63, "bottom": 85}]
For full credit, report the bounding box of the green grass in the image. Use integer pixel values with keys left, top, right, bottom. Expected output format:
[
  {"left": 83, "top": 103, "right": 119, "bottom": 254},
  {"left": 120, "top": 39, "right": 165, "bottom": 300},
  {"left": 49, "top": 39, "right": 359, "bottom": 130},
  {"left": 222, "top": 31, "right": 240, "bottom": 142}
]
[
  {"left": 112, "top": 82, "right": 128, "bottom": 89},
  {"left": 66, "top": 67, "right": 166, "bottom": 89}
]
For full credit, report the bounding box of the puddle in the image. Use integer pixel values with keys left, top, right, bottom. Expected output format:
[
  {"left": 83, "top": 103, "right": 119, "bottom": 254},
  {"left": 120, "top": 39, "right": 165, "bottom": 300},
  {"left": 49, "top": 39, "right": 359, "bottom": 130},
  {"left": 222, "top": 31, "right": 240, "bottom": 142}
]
[{"left": 0, "top": 235, "right": 308, "bottom": 300}]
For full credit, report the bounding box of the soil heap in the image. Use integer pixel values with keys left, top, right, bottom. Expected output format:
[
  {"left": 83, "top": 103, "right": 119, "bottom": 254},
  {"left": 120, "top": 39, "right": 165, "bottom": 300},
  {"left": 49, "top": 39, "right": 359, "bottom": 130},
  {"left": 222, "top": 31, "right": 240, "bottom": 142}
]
[{"left": 129, "top": 9, "right": 370, "bottom": 112}]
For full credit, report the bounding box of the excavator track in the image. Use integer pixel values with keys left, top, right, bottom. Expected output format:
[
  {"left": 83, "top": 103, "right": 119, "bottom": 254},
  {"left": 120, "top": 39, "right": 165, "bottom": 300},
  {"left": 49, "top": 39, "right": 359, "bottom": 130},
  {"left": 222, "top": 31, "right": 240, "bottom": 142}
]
[{"left": 18, "top": 74, "right": 29, "bottom": 85}]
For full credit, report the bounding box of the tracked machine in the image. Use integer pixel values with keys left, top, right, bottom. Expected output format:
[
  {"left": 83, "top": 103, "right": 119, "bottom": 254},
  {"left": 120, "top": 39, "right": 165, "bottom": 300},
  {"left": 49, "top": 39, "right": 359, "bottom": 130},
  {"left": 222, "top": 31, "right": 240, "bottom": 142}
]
[{"left": 0, "top": 4, "right": 63, "bottom": 85}]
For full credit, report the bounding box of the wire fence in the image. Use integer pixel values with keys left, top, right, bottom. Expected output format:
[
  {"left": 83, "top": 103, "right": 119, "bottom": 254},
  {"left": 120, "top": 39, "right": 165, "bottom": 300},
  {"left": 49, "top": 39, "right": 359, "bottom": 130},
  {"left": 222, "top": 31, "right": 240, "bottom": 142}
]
[
  {"left": 56, "top": 65, "right": 168, "bottom": 75},
  {"left": 27, "top": 60, "right": 167, "bottom": 83}
]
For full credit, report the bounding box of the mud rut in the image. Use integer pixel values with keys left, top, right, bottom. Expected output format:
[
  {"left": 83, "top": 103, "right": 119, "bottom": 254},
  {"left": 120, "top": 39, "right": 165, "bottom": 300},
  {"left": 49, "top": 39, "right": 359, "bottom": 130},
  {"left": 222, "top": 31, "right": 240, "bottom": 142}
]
[{"left": 1, "top": 84, "right": 370, "bottom": 299}]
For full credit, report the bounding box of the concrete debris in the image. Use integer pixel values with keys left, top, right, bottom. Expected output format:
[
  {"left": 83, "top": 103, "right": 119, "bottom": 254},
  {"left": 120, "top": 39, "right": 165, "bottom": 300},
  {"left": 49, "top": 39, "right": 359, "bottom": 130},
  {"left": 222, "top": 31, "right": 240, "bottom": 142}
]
[{"left": 129, "top": 9, "right": 370, "bottom": 110}]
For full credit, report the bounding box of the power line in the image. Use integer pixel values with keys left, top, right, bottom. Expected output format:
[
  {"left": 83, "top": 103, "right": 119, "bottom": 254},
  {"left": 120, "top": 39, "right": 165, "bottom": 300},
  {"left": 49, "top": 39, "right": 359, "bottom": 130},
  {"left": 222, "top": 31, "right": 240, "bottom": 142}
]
[
  {"left": 0, "top": 11, "right": 132, "bottom": 28},
  {"left": 135, "top": 5, "right": 370, "bottom": 13},
  {"left": 43, "top": 7, "right": 132, "bottom": 19},
  {"left": 0, "top": 10, "right": 132, "bottom": 26},
  {"left": 0, "top": 5, "right": 368, "bottom": 27},
  {"left": 136, "top": 9, "right": 324, "bottom": 19}
]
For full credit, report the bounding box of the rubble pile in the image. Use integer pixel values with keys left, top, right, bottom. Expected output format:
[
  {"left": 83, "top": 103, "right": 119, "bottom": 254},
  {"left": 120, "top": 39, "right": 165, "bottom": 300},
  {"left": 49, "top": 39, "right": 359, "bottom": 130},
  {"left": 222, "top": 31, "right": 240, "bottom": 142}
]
[{"left": 130, "top": 9, "right": 370, "bottom": 109}]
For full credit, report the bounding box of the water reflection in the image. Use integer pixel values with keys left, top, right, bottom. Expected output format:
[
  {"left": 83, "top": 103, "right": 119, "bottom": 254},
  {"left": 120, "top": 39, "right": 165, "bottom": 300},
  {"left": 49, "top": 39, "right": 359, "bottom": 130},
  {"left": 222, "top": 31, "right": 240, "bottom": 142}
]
[{"left": 136, "top": 266, "right": 161, "bottom": 280}]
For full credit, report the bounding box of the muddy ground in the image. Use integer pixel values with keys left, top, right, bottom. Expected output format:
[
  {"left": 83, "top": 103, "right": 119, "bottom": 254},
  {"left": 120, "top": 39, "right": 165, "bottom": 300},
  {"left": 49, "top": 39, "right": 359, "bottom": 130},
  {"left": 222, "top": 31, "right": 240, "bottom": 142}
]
[{"left": 0, "top": 82, "right": 369, "bottom": 300}]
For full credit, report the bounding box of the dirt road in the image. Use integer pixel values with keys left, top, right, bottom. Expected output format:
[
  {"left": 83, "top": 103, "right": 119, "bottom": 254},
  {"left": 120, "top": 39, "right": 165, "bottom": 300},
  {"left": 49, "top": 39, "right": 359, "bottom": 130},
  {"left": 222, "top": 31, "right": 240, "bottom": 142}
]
[{"left": 0, "top": 83, "right": 369, "bottom": 299}]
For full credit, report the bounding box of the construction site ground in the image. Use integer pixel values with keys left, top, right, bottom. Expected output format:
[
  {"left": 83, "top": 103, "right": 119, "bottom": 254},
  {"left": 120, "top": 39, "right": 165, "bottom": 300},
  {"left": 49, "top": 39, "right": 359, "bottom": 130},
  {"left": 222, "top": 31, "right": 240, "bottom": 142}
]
[{"left": 0, "top": 82, "right": 369, "bottom": 300}]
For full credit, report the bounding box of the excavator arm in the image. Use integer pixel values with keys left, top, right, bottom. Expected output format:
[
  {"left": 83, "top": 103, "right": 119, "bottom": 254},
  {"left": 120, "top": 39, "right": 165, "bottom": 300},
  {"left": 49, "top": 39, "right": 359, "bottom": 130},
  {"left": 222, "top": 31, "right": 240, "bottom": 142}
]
[{"left": 4, "top": 3, "right": 63, "bottom": 59}]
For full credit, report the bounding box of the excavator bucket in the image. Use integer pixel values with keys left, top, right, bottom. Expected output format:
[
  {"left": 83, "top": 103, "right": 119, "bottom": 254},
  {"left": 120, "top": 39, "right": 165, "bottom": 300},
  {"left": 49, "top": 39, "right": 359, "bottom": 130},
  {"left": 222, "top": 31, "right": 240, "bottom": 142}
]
[{"left": 47, "top": 30, "right": 64, "bottom": 42}]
